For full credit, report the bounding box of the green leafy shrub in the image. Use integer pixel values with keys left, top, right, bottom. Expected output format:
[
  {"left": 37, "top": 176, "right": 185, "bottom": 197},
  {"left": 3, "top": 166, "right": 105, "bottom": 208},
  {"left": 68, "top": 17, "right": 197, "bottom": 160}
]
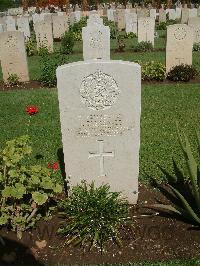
[
  {"left": 69, "top": 17, "right": 87, "bottom": 41},
  {"left": 153, "top": 126, "right": 200, "bottom": 225},
  {"left": 7, "top": 74, "right": 20, "bottom": 85},
  {"left": 156, "top": 22, "right": 167, "bottom": 30},
  {"left": 139, "top": 61, "right": 166, "bottom": 81},
  {"left": 116, "top": 34, "right": 126, "bottom": 52},
  {"left": 125, "top": 32, "right": 136, "bottom": 38},
  {"left": 40, "top": 54, "right": 67, "bottom": 86},
  {"left": 58, "top": 181, "right": 130, "bottom": 252},
  {"left": 133, "top": 41, "right": 154, "bottom": 52},
  {"left": 60, "top": 31, "right": 75, "bottom": 54},
  {"left": 193, "top": 43, "right": 200, "bottom": 52},
  {"left": 0, "top": 136, "right": 62, "bottom": 238},
  {"left": 103, "top": 17, "right": 118, "bottom": 39},
  {"left": 38, "top": 46, "right": 49, "bottom": 57},
  {"left": 26, "top": 38, "right": 36, "bottom": 56},
  {"left": 167, "top": 64, "right": 198, "bottom": 82}
]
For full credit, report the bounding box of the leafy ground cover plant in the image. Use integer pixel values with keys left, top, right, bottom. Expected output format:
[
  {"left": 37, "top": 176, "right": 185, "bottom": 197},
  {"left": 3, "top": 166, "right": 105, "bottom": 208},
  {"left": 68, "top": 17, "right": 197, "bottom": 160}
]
[
  {"left": 140, "top": 61, "right": 166, "bottom": 81},
  {"left": 58, "top": 181, "right": 130, "bottom": 252},
  {"left": 7, "top": 74, "right": 20, "bottom": 86},
  {"left": 152, "top": 126, "right": 200, "bottom": 225},
  {"left": 193, "top": 43, "right": 200, "bottom": 52},
  {"left": 69, "top": 17, "right": 87, "bottom": 41},
  {"left": 167, "top": 64, "right": 198, "bottom": 82},
  {"left": 133, "top": 41, "right": 154, "bottom": 52},
  {"left": 60, "top": 31, "right": 75, "bottom": 54},
  {"left": 26, "top": 38, "right": 36, "bottom": 56},
  {"left": 116, "top": 34, "right": 126, "bottom": 52},
  {"left": 156, "top": 22, "right": 167, "bottom": 30},
  {"left": 103, "top": 17, "right": 118, "bottom": 39},
  {"left": 40, "top": 54, "right": 67, "bottom": 86},
  {"left": 0, "top": 135, "right": 62, "bottom": 239}
]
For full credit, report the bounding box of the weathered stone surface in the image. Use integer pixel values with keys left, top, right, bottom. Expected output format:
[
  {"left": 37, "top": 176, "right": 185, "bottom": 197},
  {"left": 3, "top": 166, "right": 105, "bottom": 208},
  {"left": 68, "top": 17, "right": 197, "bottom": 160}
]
[
  {"left": 52, "top": 15, "right": 68, "bottom": 39},
  {"left": 166, "top": 24, "right": 193, "bottom": 72},
  {"left": 138, "top": 17, "right": 155, "bottom": 46},
  {"left": 56, "top": 60, "right": 141, "bottom": 204},
  {"left": 82, "top": 24, "right": 110, "bottom": 60},
  {"left": 34, "top": 20, "right": 53, "bottom": 52},
  {"left": 0, "top": 31, "right": 29, "bottom": 82}
]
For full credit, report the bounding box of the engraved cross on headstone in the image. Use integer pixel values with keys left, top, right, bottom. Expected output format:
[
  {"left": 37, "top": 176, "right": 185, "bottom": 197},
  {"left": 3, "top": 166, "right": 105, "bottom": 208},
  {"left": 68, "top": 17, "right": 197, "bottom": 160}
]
[
  {"left": 175, "top": 57, "right": 185, "bottom": 64},
  {"left": 88, "top": 140, "right": 114, "bottom": 177}
]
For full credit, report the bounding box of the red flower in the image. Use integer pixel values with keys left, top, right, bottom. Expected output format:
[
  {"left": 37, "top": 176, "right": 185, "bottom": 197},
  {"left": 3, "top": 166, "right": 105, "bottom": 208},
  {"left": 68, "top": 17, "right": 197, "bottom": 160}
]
[
  {"left": 47, "top": 162, "right": 59, "bottom": 171},
  {"left": 52, "top": 163, "right": 59, "bottom": 171},
  {"left": 47, "top": 164, "right": 52, "bottom": 169},
  {"left": 26, "top": 105, "right": 39, "bottom": 116}
]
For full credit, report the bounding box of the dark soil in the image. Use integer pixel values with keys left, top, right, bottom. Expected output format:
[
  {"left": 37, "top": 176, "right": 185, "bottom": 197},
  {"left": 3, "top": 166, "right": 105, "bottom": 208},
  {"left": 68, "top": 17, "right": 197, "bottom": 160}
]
[
  {"left": 1, "top": 77, "right": 200, "bottom": 92},
  {"left": 0, "top": 184, "right": 200, "bottom": 266}
]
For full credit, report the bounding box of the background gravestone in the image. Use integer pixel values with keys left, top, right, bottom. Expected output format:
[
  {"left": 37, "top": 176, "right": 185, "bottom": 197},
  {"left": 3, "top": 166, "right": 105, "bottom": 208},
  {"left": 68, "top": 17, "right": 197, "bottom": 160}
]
[
  {"left": 0, "top": 31, "right": 29, "bottom": 82},
  {"left": 52, "top": 15, "right": 68, "bottom": 39},
  {"left": 82, "top": 23, "right": 110, "bottom": 60},
  {"left": 17, "top": 16, "right": 30, "bottom": 40},
  {"left": 34, "top": 20, "right": 54, "bottom": 52},
  {"left": 138, "top": 17, "right": 155, "bottom": 46},
  {"left": 125, "top": 12, "right": 137, "bottom": 35},
  {"left": 166, "top": 24, "right": 193, "bottom": 72},
  {"left": 57, "top": 60, "right": 141, "bottom": 204},
  {"left": 188, "top": 17, "right": 200, "bottom": 43}
]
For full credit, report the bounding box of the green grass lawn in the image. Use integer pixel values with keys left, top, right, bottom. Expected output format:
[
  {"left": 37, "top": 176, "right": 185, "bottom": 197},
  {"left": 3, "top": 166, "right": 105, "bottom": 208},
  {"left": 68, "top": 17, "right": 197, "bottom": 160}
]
[{"left": 1, "top": 83, "right": 200, "bottom": 183}]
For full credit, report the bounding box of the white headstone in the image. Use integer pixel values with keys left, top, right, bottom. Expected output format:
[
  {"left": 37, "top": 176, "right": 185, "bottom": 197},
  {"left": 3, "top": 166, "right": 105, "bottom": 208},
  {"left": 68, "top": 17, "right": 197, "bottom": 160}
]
[
  {"left": 34, "top": 20, "right": 54, "bottom": 52},
  {"left": 82, "top": 24, "right": 110, "bottom": 60},
  {"left": 189, "top": 8, "right": 198, "bottom": 18},
  {"left": 188, "top": 17, "right": 200, "bottom": 43},
  {"left": 138, "top": 17, "right": 155, "bottom": 46},
  {"left": 107, "top": 9, "right": 115, "bottom": 21},
  {"left": 125, "top": 12, "right": 137, "bottom": 35},
  {"left": 56, "top": 60, "right": 141, "bottom": 204},
  {"left": 52, "top": 15, "right": 68, "bottom": 39},
  {"left": 17, "top": 16, "right": 30, "bottom": 40},
  {"left": 168, "top": 9, "right": 176, "bottom": 20},
  {"left": 0, "top": 31, "right": 29, "bottom": 82},
  {"left": 181, "top": 8, "right": 189, "bottom": 23},
  {"left": 166, "top": 24, "right": 193, "bottom": 72},
  {"left": 5, "top": 16, "right": 16, "bottom": 31},
  {"left": 150, "top": 9, "right": 157, "bottom": 19},
  {"left": 159, "top": 8, "right": 166, "bottom": 23}
]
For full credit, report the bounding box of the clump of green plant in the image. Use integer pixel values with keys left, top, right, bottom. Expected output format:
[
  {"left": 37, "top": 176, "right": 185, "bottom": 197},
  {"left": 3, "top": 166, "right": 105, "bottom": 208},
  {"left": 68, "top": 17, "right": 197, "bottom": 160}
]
[
  {"left": 40, "top": 54, "right": 67, "bottom": 86},
  {"left": 167, "top": 64, "right": 198, "bottom": 82},
  {"left": 58, "top": 181, "right": 130, "bottom": 252},
  {"left": 116, "top": 34, "right": 126, "bottom": 52},
  {"left": 133, "top": 41, "right": 154, "bottom": 52},
  {"left": 26, "top": 38, "right": 36, "bottom": 56},
  {"left": 0, "top": 135, "right": 62, "bottom": 239},
  {"left": 38, "top": 45, "right": 49, "bottom": 57},
  {"left": 156, "top": 22, "right": 167, "bottom": 30},
  {"left": 60, "top": 31, "right": 75, "bottom": 54},
  {"left": 139, "top": 61, "right": 166, "bottom": 81},
  {"left": 193, "top": 43, "right": 200, "bottom": 52},
  {"left": 69, "top": 17, "right": 87, "bottom": 41},
  {"left": 7, "top": 74, "right": 20, "bottom": 86},
  {"left": 153, "top": 126, "right": 200, "bottom": 225},
  {"left": 103, "top": 17, "right": 118, "bottom": 39},
  {"left": 125, "top": 32, "right": 136, "bottom": 39}
]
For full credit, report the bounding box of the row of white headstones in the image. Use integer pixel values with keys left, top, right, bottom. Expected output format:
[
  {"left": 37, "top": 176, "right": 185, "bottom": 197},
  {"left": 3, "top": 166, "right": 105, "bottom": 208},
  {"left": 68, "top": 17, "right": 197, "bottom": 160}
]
[{"left": 0, "top": 13, "right": 199, "bottom": 81}]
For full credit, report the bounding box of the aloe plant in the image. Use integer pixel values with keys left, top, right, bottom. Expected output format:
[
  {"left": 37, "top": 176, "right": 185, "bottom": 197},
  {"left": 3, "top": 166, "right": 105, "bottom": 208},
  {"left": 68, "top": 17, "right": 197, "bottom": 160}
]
[{"left": 153, "top": 125, "right": 200, "bottom": 225}]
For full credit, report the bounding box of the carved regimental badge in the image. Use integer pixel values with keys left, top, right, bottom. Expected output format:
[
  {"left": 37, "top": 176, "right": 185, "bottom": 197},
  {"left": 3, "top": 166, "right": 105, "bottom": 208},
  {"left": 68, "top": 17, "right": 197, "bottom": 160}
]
[
  {"left": 80, "top": 70, "right": 120, "bottom": 111},
  {"left": 174, "top": 27, "right": 187, "bottom": 41}
]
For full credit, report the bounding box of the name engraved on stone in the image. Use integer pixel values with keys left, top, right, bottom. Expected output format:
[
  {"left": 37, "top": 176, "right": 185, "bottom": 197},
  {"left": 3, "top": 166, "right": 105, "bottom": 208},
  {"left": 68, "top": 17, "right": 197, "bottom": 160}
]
[
  {"left": 80, "top": 70, "right": 120, "bottom": 110},
  {"left": 76, "top": 114, "right": 133, "bottom": 137},
  {"left": 88, "top": 140, "right": 114, "bottom": 177}
]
